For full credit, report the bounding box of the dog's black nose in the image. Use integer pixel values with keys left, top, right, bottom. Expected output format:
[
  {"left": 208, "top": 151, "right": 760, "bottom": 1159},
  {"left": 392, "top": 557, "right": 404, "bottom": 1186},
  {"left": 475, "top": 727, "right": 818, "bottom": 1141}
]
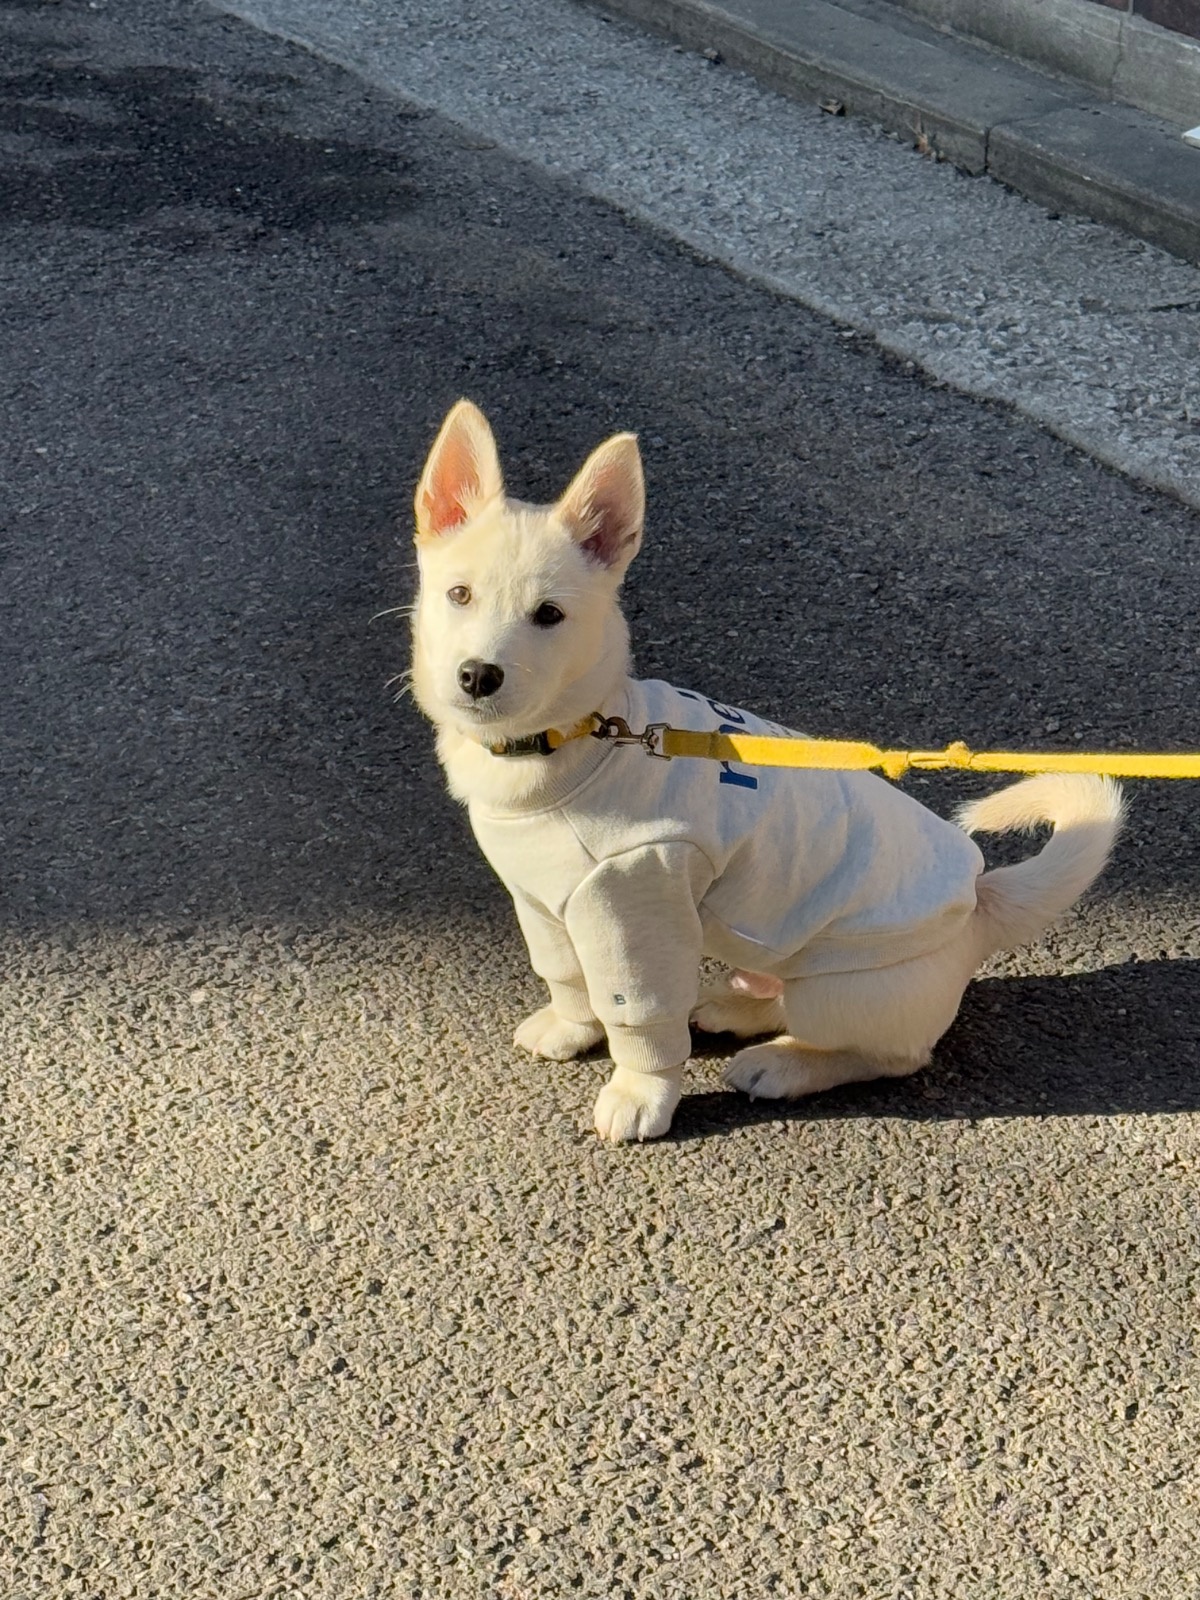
[{"left": 458, "top": 658, "right": 505, "bottom": 700}]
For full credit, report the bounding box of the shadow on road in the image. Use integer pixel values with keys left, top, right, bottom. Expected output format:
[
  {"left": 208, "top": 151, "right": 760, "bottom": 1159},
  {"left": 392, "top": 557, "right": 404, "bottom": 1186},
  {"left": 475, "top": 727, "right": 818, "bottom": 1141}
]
[
  {"left": 0, "top": 59, "right": 415, "bottom": 232},
  {"left": 674, "top": 958, "right": 1200, "bottom": 1131},
  {"left": 2, "top": 3, "right": 1198, "bottom": 938}
]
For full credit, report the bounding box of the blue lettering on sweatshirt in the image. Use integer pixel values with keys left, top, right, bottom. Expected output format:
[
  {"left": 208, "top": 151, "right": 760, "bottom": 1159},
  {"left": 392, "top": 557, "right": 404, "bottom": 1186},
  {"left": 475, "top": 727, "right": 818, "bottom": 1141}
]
[{"left": 677, "top": 690, "right": 759, "bottom": 793}]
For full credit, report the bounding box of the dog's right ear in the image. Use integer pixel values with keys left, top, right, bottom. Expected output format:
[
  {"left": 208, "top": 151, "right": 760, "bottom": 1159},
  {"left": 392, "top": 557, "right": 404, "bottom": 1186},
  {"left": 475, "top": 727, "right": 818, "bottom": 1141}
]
[{"left": 414, "top": 400, "right": 504, "bottom": 542}]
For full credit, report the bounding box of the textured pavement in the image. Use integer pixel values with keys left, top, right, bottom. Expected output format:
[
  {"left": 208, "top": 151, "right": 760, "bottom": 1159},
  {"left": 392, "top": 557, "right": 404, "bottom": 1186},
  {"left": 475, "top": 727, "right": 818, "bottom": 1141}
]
[
  {"left": 219, "top": 0, "right": 1200, "bottom": 511},
  {"left": 2, "top": 2, "right": 1199, "bottom": 1597}
]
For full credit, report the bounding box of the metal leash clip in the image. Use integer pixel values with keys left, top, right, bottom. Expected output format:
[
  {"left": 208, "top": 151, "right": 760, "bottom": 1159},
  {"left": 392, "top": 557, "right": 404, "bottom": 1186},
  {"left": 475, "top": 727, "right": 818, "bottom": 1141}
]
[{"left": 591, "top": 715, "right": 672, "bottom": 758}]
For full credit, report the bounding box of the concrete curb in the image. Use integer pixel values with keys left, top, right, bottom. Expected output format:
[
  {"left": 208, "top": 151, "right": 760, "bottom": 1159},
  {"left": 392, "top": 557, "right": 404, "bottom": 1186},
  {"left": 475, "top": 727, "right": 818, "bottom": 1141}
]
[
  {"left": 586, "top": 0, "right": 1200, "bottom": 264},
  {"left": 890, "top": 0, "right": 1200, "bottom": 132}
]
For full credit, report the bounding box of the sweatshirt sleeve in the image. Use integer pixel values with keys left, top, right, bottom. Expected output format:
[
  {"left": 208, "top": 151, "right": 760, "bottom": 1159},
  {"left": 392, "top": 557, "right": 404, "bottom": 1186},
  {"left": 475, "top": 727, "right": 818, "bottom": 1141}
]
[
  {"left": 563, "top": 841, "right": 715, "bottom": 1073},
  {"left": 508, "top": 891, "right": 598, "bottom": 1024}
]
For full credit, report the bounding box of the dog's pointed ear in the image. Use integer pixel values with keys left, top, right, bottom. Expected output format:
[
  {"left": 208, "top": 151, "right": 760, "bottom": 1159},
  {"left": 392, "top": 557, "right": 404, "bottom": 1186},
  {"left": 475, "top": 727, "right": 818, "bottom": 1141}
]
[
  {"left": 414, "top": 400, "right": 504, "bottom": 542},
  {"left": 556, "top": 433, "right": 644, "bottom": 575}
]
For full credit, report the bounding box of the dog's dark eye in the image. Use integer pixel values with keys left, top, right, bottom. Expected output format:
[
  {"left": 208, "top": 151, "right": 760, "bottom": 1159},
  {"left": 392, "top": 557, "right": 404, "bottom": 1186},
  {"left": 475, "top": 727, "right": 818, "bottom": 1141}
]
[
  {"left": 447, "top": 585, "right": 471, "bottom": 606},
  {"left": 532, "top": 602, "right": 565, "bottom": 628}
]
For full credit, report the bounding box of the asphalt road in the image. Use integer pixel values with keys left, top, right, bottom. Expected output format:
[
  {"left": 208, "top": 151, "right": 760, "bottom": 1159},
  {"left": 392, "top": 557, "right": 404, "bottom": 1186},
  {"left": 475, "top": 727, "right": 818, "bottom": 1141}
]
[
  {"left": 222, "top": 0, "right": 1200, "bottom": 512},
  {"left": 1, "top": 2, "right": 1198, "bottom": 1597}
]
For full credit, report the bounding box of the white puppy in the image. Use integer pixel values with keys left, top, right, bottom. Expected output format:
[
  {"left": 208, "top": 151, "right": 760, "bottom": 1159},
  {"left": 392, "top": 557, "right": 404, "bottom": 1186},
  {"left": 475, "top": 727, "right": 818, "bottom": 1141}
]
[{"left": 410, "top": 400, "right": 1123, "bottom": 1142}]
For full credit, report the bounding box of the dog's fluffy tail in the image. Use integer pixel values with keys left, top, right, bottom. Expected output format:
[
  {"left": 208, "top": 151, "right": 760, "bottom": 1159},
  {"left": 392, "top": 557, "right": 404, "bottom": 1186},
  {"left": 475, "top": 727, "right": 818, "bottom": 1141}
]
[{"left": 957, "top": 773, "right": 1125, "bottom": 956}]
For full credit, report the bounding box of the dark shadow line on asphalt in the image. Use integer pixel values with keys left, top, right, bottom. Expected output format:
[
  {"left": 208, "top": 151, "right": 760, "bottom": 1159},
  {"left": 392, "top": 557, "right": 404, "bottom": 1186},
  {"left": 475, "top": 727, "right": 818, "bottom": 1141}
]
[{"left": 0, "top": 58, "right": 418, "bottom": 231}]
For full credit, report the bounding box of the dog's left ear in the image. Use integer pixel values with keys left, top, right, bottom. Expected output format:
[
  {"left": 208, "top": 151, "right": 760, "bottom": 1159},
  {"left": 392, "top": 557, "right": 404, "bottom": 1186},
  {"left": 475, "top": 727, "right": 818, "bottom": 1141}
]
[
  {"left": 557, "top": 433, "right": 644, "bottom": 577},
  {"left": 414, "top": 399, "right": 504, "bottom": 542}
]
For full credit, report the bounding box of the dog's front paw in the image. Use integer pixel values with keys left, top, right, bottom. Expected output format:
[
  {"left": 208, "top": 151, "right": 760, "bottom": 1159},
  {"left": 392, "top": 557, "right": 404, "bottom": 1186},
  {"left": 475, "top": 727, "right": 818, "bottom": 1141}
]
[
  {"left": 593, "top": 1065, "right": 683, "bottom": 1143},
  {"left": 514, "top": 1005, "right": 605, "bottom": 1062}
]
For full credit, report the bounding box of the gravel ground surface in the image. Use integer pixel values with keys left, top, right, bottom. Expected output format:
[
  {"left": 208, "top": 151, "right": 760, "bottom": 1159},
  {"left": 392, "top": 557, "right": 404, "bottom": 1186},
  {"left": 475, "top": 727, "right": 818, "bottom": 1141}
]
[{"left": 1, "top": 3, "right": 1199, "bottom": 1597}]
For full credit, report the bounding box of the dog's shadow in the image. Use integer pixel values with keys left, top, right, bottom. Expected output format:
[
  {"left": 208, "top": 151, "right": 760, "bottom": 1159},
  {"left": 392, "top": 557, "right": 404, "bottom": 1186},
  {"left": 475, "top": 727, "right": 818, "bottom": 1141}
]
[{"left": 671, "top": 957, "right": 1199, "bottom": 1138}]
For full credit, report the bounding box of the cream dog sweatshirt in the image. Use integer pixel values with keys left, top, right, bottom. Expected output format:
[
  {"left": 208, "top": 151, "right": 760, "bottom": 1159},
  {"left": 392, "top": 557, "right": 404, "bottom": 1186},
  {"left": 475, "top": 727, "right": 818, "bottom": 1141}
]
[{"left": 470, "top": 679, "right": 985, "bottom": 1075}]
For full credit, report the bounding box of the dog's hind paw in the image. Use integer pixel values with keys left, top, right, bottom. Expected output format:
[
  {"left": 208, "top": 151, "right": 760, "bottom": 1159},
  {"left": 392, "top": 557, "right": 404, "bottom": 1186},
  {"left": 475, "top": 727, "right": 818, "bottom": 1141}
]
[
  {"left": 514, "top": 1005, "right": 605, "bottom": 1061},
  {"left": 593, "top": 1065, "right": 683, "bottom": 1143},
  {"left": 691, "top": 986, "right": 785, "bottom": 1039},
  {"left": 724, "top": 1037, "right": 918, "bottom": 1098},
  {"left": 724, "top": 1038, "right": 827, "bottom": 1099}
]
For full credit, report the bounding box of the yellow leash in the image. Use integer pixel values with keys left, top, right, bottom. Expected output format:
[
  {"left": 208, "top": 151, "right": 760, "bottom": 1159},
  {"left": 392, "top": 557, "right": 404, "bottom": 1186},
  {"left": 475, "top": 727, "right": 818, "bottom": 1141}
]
[{"left": 548, "top": 716, "right": 1200, "bottom": 781}]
